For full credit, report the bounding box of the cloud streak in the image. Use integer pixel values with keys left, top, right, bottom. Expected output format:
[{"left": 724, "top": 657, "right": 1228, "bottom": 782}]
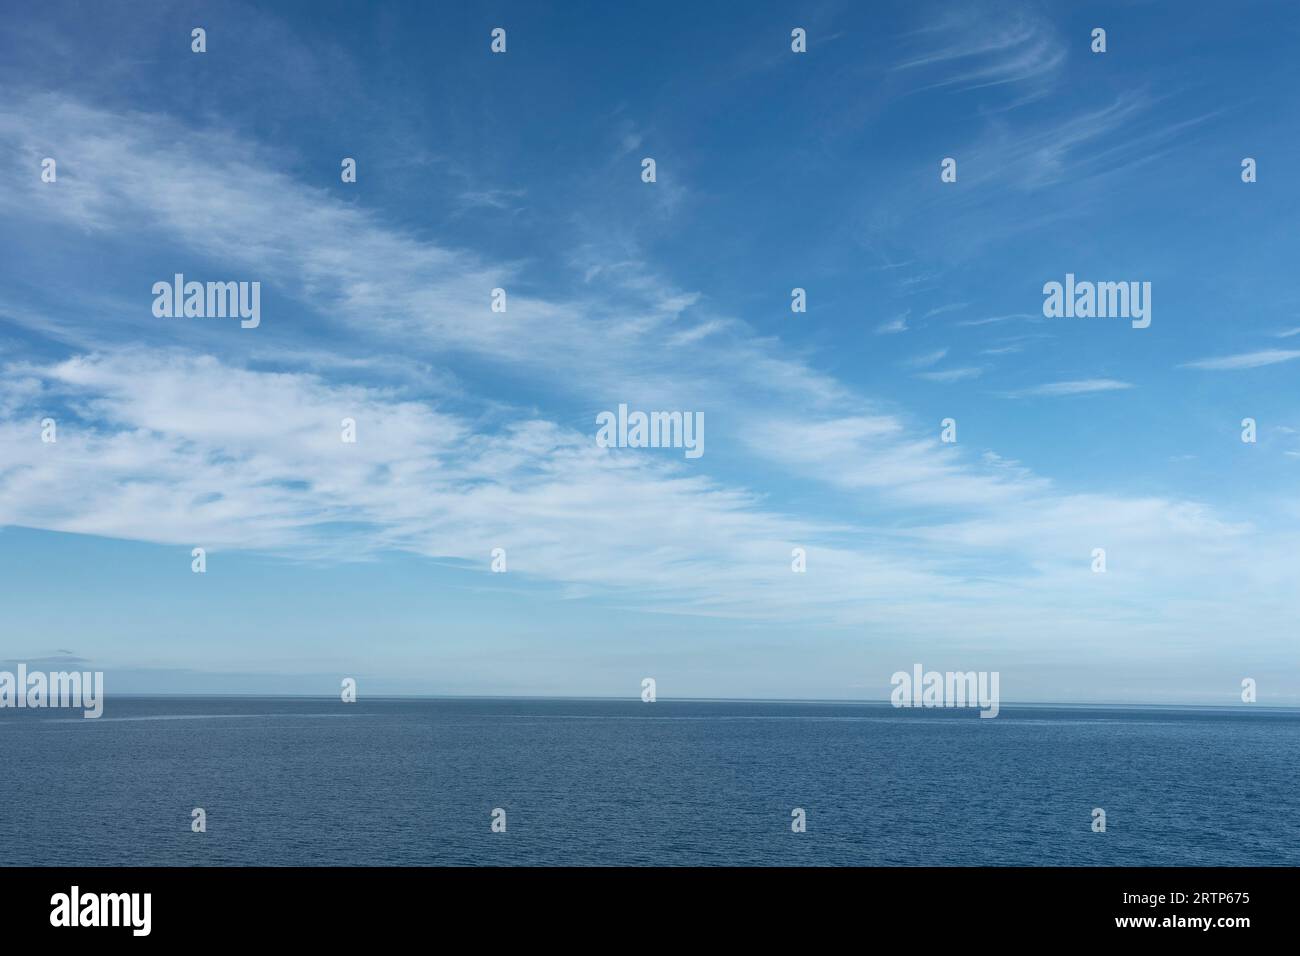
[
  {"left": 1007, "top": 379, "right": 1134, "bottom": 397},
  {"left": 1180, "top": 349, "right": 1300, "bottom": 371}
]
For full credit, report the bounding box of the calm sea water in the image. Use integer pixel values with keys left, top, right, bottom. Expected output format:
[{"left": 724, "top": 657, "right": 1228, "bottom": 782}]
[{"left": 2, "top": 697, "right": 1296, "bottom": 866}]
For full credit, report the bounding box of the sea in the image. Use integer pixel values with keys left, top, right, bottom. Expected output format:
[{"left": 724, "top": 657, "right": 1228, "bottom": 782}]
[{"left": 2, "top": 697, "right": 1296, "bottom": 866}]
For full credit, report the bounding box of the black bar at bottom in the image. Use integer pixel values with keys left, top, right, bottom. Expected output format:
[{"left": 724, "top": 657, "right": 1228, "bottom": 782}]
[{"left": 0, "top": 866, "right": 1278, "bottom": 941}]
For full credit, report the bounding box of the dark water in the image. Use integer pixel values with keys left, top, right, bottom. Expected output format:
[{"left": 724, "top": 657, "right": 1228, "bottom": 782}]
[{"left": 2, "top": 697, "right": 1296, "bottom": 866}]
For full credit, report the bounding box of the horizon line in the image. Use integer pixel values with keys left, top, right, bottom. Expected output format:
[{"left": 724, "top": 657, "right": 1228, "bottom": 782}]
[{"left": 60, "top": 692, "right": 1300, "bottom": 711}]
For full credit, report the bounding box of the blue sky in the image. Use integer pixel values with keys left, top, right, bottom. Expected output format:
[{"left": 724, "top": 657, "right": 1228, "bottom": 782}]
[{"left": 2, "top": 1, "right": 1298, "bottom": 703}]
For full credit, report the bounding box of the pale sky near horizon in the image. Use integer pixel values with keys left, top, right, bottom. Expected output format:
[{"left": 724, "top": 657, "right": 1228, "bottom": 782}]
[{"left": 2, "top": 1, "right": 1298, "bottom": 704}]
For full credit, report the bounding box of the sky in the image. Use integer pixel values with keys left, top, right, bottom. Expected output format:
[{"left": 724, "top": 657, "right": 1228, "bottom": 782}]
[{"left": 1, "top": 1, "right": 1298, "bottom": 703}]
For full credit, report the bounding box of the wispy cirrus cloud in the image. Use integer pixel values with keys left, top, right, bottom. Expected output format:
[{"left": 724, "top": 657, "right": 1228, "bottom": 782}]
[
  {"left": 892, "top": 7, "right": 1066, "bottom": 102},
  {"left": 0, "top": 84, "right": 1297, "bottom": 671},
  {"left": 902, "top": 348, "right": 949, "bottom": 369},
  {"left": 957, "top": 313, "right": 1036, "bottom": 328},
  {"left": 875, "top": 312, "right": 910, "bottom": 334},
  {"left": 0, "top": 92, "right": 843, "bottom": 414},
  {"left": 1180, "top": 349, "right": 1300, "bottom": 371},
  {"left": 924, "top": 303, "right": 967, "bottom": 319},
  {"left": 950, "top": 91, "right": 1213, "bottom": 195},
  {"left": 1006, "top": 379, "right": 1134, "bottom": 397},
  {"left": 455, "top": 188, "right": 526, "bottom": 212},
  {"left": 918, "top": 366, "right": 983, "bottom": 383}
]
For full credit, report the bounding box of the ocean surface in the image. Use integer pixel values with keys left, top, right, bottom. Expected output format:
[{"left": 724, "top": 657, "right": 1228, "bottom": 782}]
[{"left": 2, "top": 697, "right": 1296, "bottom": 866}]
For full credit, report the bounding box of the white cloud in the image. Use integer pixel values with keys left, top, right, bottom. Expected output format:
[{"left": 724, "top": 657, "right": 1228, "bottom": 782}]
[
  {"left": 1008, "top": 379, "right": 1133, "bottom": 397},
  {"left": 1, "top": 94, "right": 1297, "bottom": 655},
  {"left": 1180, "top": 349, "right": 1300, "bottom": 371},
  {"left": 918, "top": 366, "right": 983, "bottom": 383},
  {"left": 956, "top": 313, "right": 1036, "bottom": 327},
  {"left": 903, "top": 348, "right": 948, "bottom": 368},
  {"left": 923, "top": 303, "right": 967, "bottom": 319},
  {"left": 875, "top": 313, "right": 910, "bottom": 334},
  {"left": 893, "top": 8, "right": 1066, "bottom": 102}
]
